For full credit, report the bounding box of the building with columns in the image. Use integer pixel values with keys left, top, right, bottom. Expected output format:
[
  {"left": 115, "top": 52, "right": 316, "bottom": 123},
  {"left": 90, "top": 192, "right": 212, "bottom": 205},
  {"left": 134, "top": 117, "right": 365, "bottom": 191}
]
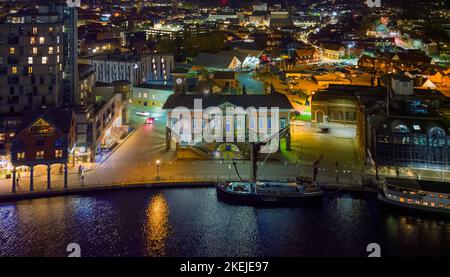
[
  {"left": 163, "top": 71, "right": 293, "bottom": 159},
  {"left": 10, "top": 109, "right": 76, "bottom": 192}
]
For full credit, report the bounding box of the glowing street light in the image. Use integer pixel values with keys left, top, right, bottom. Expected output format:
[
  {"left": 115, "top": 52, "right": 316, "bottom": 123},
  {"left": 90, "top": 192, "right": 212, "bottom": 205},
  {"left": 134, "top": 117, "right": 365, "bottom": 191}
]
[{"left": 156, "top": 159, "right": 161, "bottom": 180}]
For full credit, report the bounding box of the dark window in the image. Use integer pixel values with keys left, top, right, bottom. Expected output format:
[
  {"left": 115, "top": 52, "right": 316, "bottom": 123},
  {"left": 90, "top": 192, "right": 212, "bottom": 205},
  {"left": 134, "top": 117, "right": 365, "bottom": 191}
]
[
  {"left": 55, "top": 137, "right": 65, "bottom": 148},
  {"left": 36, "top": 140, "right": 45, "bottom": 148},
  {"left": 8, "top": 76, "right": 19, "bottom": 85},
  {"left": 12, "top": 140, "right": 24, "bottom": 151}
]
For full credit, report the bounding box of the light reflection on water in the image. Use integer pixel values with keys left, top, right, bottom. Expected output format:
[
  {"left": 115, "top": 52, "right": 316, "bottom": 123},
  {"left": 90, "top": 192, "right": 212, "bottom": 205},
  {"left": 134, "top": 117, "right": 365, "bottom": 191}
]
[
  {"left": 144, "top": 194, "right": 170, "bottom": 256},
  {"left": 0, "top": 188, "right": 449, "bottom": 257}
]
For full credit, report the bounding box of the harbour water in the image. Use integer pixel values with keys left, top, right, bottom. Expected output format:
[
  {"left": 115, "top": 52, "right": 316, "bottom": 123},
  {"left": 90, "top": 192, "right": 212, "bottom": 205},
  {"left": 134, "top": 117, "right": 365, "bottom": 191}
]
[{"left": 1, "top": 187, "right": 450, "bottom": 257}]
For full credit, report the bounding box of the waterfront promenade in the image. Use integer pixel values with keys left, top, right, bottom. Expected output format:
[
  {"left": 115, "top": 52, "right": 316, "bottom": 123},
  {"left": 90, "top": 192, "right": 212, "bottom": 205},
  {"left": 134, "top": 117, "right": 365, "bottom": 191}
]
[{"left": 0, "top": 109, "right": 447, "bottom": 201}]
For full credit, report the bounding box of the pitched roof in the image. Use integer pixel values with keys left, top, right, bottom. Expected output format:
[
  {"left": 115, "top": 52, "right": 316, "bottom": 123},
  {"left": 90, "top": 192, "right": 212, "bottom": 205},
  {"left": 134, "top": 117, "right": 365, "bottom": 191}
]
[
  {"left": 213, "top": 71, "right": 236, "bottom": 80},
  {"left": 191, "top": 50, "right": 263, "bottom": 69},
  {"left": 321, "top": 43, "right": 345, "bottom": 51},
  {"left": 163, "top": 92, "right": 293, "bottom": 110},
  {"left": 295, "top": 48, "right": 318, "bottom": 57},
  {"left": 191, "top": 52, "right": 235, "bottom": 69},
  {"left": 15, "top": 109, "right": 74, "bottom": 135}
]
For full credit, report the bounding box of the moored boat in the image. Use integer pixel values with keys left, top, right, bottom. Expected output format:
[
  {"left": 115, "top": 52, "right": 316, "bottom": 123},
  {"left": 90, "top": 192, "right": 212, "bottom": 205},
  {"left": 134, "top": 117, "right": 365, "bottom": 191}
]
[
  {"left": 216, "top": 179, "right": 324, "bottom": 205},
  {"left": 378, "top": 177, "right": 450, "bottom": 214}
]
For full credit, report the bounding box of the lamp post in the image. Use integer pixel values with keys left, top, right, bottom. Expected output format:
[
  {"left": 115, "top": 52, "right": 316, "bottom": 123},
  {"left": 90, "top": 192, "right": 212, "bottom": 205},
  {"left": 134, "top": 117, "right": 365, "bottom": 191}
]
[{"left": 156, "top": 159, "right": 161, "bottom": 180}]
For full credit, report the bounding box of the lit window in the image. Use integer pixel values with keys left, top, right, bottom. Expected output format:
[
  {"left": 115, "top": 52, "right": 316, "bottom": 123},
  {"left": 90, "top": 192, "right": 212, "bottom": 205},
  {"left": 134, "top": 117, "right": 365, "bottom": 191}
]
[
  {"left": 48, "top": 47, "right": 53, "bottom": 54},
  {"left": 32, "top": 26, "right": 38, "bottom": 35},
  {"left": 11, "top": 67, "right": 17, "bottom": 74},
  {"left": 39, "top": 37, "right": 45, "bottom": 44},
  {"left": 55, "top": 149, "right": 63, "bottom": 158},
  {"left": 413, "top": 125, "right": 421, "bottom": 131},
  {"left": 30, "top": 37, "right": 36, "bottom": 44},
  {"left": 42, "top": 57, "right": 47, "bottom": 64},
  {"left": 57, "top": 55, "right": 60, "bottom": 63},
  {"left": 32, "top": 47, "right": 37, "bottom": 55},
  {"left": 36, "top": 151, "right": 44, "bottom": 160},
  {"left": 48, "top": 27, "right": 53, "bottom": 33},
  {"left": 57, "top": 46, "right": 60, "bottom": 54},
  {"left": 9, "top": 47, "right": 15, "bottom": 54},
  {"left": 16, "top": 152, "right": 25, "bottom": 160},
  {"left": 27, "top": 66, "right": 32, "bottom": 74},
  {"left": 28, "top": 57, "right": 33, "bottom": 64}
]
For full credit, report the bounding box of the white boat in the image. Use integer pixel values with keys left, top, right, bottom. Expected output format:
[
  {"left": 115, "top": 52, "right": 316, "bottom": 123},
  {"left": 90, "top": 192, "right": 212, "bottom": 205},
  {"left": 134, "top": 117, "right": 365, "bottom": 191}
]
[{"left": 378, "top": 178, "right": 450, "bottom": 214}]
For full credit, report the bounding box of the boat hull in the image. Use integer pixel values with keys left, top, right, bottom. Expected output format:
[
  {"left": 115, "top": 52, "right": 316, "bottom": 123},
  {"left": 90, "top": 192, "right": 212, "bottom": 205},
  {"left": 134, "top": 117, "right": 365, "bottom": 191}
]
[
  {"left": 216, "top": 184, "right": 324, "bottom": 206},
  {"left": 377, "top": 194, "right": 450, "bottom": 215}
]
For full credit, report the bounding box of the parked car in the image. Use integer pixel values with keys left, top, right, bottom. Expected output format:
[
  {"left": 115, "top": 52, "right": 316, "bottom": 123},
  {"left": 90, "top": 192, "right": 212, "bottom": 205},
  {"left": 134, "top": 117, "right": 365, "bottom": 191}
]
[{"left": 136, "top": 111, "right": 150, "bottom": 117}]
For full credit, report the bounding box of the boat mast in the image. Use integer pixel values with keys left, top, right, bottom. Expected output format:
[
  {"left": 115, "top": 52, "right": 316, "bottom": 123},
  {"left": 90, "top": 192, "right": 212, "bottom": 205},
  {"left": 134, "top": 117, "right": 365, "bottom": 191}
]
[
  {"left": 249, "top": 125, "right": 291, "bottom": 183},
  {"left": 313, "top": 154, "right": 324, "bottom": 183},
  {"left": 250, "top": 143, "right": 259, "bottom": 183}
]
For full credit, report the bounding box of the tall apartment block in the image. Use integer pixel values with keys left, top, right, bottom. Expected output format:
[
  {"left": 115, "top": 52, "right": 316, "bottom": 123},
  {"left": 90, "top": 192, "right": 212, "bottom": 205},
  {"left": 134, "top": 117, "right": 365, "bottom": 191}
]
[{"left": 0, "top": 2, "right": 78, "bottom": 172}]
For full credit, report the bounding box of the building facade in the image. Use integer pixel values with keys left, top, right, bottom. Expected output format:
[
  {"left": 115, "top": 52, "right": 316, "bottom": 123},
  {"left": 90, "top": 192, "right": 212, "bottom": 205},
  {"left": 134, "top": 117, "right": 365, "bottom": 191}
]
[
  {"left": 0, "top": 5, "right": 65, "bottom": 115},
  {"left": 85, "top": 53, "right": 174, "bottom": 85},
  {"left": 373, "top": 117, "right": 450, "bottom": 170},
  {"left": 10, "top": 109, "right": 75, "bottom": 191},
  {"left": 163, "top": 75, "right": 293, "bottom": 159},
  {"left": 0, "top": 2, "right": 77, "bottom": 177}
]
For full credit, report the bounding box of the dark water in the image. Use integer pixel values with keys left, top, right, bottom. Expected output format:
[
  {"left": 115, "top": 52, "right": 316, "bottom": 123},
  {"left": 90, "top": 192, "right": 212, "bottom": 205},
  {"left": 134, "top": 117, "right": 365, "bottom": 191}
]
[{"left": 1, "top": 188, "right": 450, "bottom": 257}]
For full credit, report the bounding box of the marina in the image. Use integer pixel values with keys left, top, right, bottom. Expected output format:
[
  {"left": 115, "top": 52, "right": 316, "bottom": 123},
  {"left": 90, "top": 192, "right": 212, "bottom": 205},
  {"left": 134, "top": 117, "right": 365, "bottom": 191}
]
[{"left": 1, "top": 187, "right": 450, "bottom": 257}]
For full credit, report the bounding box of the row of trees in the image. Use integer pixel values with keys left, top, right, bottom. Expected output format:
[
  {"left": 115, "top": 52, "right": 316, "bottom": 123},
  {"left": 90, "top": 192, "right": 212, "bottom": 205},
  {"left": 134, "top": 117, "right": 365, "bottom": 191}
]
[{"left": 156, "top": 31, "right": 227, "bottom": 62}]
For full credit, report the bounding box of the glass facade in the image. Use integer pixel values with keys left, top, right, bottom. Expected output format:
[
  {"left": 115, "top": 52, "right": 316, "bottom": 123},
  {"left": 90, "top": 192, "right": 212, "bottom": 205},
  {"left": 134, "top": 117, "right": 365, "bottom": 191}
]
[{"left": 375, "top": 123, "right": 449, "bottom": 170}]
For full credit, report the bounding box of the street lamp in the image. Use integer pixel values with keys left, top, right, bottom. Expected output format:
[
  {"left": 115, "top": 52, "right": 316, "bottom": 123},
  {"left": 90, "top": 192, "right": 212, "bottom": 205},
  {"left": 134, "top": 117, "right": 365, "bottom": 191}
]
[{"left": 156, "top": 159, "right": 161, "bottom": 180}]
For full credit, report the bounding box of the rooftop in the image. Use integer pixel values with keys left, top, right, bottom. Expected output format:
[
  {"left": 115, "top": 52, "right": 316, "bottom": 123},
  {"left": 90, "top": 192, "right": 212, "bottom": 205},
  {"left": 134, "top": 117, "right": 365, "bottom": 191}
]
[{"left": 163, "top": 92, "right": 293, "bottom": 110}]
